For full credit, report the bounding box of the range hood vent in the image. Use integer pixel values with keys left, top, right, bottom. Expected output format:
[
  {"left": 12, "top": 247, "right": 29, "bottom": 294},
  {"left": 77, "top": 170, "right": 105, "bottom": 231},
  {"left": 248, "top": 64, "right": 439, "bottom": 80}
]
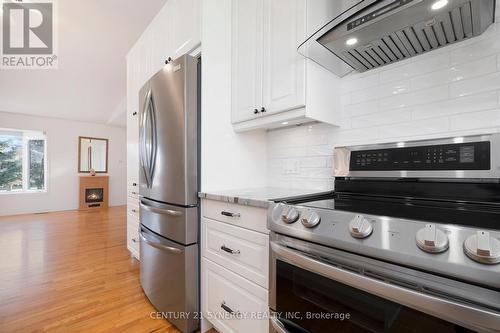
[{"left": 299, "top": 0, "right": 496, "bottom": 76}]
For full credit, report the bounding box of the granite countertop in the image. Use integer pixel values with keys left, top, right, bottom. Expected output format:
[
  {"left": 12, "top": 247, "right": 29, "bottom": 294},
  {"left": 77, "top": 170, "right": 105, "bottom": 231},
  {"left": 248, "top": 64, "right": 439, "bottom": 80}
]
[{"left": 198, "top": 187, "right": 333, "bottom": 208}]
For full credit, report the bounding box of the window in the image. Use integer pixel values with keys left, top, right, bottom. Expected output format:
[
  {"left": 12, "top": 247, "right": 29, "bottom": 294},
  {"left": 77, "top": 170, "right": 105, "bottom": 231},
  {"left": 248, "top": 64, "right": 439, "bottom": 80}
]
[{"left": 0, "top": 128, "right": 47, "bottom": 193}]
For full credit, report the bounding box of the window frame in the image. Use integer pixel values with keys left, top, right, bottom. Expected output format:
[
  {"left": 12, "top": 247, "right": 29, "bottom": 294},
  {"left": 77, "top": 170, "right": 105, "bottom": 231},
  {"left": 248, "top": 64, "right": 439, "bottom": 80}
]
[{"left": 0, "top": 128, "right": 48, "bottom": 194}]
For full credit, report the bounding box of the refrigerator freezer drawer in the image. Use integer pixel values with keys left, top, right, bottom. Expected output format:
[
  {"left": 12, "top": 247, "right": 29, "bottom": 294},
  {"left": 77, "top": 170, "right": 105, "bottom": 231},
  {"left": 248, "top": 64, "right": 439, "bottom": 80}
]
[
  {"left": 140, "top": 197, "right": 198, "bottom": 245},
  {"left": 139, "top": 225, "right": 199, "bottom": 333}
]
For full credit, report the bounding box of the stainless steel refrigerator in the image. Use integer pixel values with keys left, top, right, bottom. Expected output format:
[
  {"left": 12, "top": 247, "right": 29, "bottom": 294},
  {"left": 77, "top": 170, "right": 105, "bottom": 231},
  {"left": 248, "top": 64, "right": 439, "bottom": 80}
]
[{"left": 138, "top": 54, "right": 200, "bottom": 333}]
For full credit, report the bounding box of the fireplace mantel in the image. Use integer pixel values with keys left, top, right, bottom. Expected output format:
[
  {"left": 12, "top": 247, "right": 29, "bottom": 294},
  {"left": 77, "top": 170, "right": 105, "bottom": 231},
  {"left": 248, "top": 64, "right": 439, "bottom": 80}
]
[{"left": 79, "top": 175, "right": 109, "bottom": 210}]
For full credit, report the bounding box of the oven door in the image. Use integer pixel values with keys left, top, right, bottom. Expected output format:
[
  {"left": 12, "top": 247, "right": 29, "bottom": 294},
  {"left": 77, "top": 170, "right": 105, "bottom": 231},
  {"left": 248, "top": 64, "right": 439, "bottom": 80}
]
[{"left": 269, "top": 233, "right": 500, "bottom": 333}]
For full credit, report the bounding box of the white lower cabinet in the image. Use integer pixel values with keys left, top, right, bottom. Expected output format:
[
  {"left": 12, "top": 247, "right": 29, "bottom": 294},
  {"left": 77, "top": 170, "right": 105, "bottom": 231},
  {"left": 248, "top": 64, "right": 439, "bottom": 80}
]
[
  {"left": 202, "top": 258, "right": 269, "bottom": 333},
  {"left": 127, "top": 217, "right": 140, "bottom": 260},
  {"left": 202, "top": 218, "right": 269, "bottom": 288},
  {"left": 201, "top": 199, "right": 270, "bottom": 333}
]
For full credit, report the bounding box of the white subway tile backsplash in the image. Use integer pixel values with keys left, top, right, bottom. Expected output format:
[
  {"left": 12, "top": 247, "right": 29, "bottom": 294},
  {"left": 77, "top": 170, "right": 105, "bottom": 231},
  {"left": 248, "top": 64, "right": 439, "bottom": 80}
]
[
  {"left": 342, "top": 100, "right": 379, "bottom": 117},
  {"left": 450, "top": 109, "right": 500, "bottom": 131},
  {"left": 379, "top": 53, "right": 450, "bottom": 83},
  {"left": 300, "top": 157, "right": 328, "bottom": 168},
  {"left": 449, "top": 72, "right": 500, "bottom": 97},
  {"left": 410, "top": 56, "right": 498, "bottom": 91},
  {"left": 306, "top": 144, "right": 334, "bottom": 157},
  {"left": 379, "top": 85, "right": 449, "bottom": 110},
  {"left": 350, "top": 80, "right": 411, "bottom": 105},
  {"left": 450, "top": 29, "right": 500, "bottom": 65},
  {"left": 374, "top": 117, "right": 450, "bottom": 139},
  {"left": 341, "top": 73, "right": 379, "bottom": 94},
  {"left": 413, "top": 91, "right": 499, "bottom": 120},
  {"left": 267, "top": 22, "right": 500, "bottom": 190},
  {"left": 351, "top": 108, "right": 412, "bottom": 129}
]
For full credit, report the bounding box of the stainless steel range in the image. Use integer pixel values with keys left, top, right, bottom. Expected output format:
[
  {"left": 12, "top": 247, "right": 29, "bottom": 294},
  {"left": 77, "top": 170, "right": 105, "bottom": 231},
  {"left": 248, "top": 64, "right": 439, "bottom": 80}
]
[{"left": 268, "top": 134, "right": 500, "bottom": 333}]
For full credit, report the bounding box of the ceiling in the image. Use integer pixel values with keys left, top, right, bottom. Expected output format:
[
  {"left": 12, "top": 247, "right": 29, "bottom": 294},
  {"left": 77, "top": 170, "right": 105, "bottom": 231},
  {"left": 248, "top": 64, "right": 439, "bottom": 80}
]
[{"left": 0, "top": 0, "right": 168, "bottom": 127}]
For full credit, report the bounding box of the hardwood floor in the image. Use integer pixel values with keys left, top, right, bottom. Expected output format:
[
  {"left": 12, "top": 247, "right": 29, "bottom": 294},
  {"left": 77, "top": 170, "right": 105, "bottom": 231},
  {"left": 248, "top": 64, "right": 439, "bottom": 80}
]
[{"left": 0, "top": 207, "right": 216, "bottom": 333}]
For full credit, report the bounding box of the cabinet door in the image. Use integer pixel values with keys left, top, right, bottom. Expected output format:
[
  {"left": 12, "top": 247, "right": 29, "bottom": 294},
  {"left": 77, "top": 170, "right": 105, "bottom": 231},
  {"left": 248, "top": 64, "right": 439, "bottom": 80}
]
[
  {"left": 262, "top": 0, "right": 306, "bottom": 114},
  {"left": 126, "top": 49, "right": 140, "bottom": 185},
  {"left": 202, "top": 258, "right": 268, "bottom": 333},
  {"left": 231, "top": 0, "right": 264, "bottom": 124},
  {"left": 170, "top": 0, "right": 201, "bottom": 59}
]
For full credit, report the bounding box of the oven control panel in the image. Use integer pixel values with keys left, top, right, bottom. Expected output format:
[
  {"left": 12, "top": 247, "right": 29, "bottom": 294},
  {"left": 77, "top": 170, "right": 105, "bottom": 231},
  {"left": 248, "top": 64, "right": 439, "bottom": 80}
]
[{"left": 350, "top": 141, "right": 490, "bottom": 171}]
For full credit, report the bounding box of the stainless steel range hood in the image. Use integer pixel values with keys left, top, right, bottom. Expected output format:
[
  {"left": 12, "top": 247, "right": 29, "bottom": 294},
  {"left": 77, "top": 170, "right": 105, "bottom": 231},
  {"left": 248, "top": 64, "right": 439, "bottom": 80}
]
[{"left": 298, "top": 0, "right": 496, "bottom": 77}]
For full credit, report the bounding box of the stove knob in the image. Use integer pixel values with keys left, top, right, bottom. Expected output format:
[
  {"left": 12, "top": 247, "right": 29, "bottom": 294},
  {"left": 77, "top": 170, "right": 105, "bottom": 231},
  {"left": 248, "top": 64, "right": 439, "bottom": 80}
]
[
  {"left": 464, "top": 231, "right": 500, "bottom": 265},
  {"left": 301, "top": 210, "right": 321, "bottom": 228},
  {"left": 349, "top": 215, "right": 373, "bottom": 239},
  {"left": 281, "top": 205, "right": 299, "bottom": 224},
  {"left": 416, "top": 224, "right": 449, "bottom": 253}
]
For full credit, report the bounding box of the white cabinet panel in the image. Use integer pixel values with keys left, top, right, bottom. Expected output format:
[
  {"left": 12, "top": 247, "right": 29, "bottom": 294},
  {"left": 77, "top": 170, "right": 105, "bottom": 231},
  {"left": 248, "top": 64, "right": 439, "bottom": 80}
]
[
  {"left": 202, "top": 199, "right": 268, "bottom": 234},
  {"left": 202, "top": 218, "right": 269, "bottom": 288},
  {"left": 127, "top": 218, "right": 140, "bottom": 260},
  {"left": 231, "top": 0, "right": 264, "bottom": 123},
  {"left": 170, "top": 0, "right": 202, "bottom": 59},
  {"left": 127, "top": 184, "right": 139, "bottom": 199},
  {"left": 263, "top": 0, "right": 306, "bottom": 114},
  {"left": 127, "top": 197, "right": 139, "bottom": 220},
  {"left": 231, "top": 0, "right": 342, "bottom": 132},
  {"left": 202, "top": 258, "right": 268, "bottom": 333},
  {"left": 126, "top": 48, "right": 140, "bottom": 185}
]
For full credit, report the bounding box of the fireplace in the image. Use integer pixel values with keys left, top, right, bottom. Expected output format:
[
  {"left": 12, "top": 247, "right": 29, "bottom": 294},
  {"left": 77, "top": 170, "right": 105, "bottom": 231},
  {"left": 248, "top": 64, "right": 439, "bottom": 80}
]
[
  {"left": 85, "top": 188, "right": 104, "bottom": 203},
  {"left": 79, "top": 176, "right": 108, "bottom": 210}
]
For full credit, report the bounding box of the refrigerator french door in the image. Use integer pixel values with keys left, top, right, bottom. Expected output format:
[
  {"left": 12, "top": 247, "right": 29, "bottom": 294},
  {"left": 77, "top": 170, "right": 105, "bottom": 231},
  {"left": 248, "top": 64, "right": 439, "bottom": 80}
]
[{"left": 138, "top": 54, "right": 200, "bottom": 333}]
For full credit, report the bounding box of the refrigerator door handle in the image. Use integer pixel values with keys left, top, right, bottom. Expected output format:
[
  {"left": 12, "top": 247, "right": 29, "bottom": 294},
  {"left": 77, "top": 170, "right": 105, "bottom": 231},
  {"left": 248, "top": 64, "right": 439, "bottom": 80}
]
[
  {"left": 139, "top": 90, "right": 152, "bottom": 187},
  {"left": 139, "top": 230, "right": 183, "bottom": 254},
  {"left": 140, "top": 201, "right": 183, "bottom": 217},
  {"left": 147, "top": 90, "right": 158, "bottom": 185}
]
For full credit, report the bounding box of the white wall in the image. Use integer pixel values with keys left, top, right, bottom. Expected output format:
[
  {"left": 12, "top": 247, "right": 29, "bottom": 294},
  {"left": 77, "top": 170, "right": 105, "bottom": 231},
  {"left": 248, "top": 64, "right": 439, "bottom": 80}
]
[
  {"left": 201, "top": 0, "right": 268, "bottom": 192},
  {"left": 268, "top": 7, "right": 500, "bottom": 190},
  {"left": 0, "top": 112, "right": 127, "bottom": 216}
]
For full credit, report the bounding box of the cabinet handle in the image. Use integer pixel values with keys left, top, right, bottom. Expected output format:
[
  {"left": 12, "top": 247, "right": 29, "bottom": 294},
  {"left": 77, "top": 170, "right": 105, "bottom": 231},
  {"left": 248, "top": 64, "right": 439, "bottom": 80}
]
[
  {"left": 133, "top": 112, "right": 137, "bottom": 116},
  {"left": 131, "top": 191, "right": 137, "bottom": 195},
  {"left": 221, "top": 211, "right": 240, "bottom": 218},
  {"left": 131, "top": 209, "right": 137, "bottom": 213},
  {"left": 132, "top": 238, "right": 138, "bottom": 243},
  {"left": 260, "top": 107, "right": 266, "bottom": 113},
  {"left": 221, "top": 244, "right": 240, "bottom": 255},
  {"left": 253, "top": 108, "right": 260, "bottom": 114},
  {"left": 221, "top": 301, "right": 239, "bottom": 315},
  {"left": 132, "top": 183, "right": 137, "bottom": 186}
]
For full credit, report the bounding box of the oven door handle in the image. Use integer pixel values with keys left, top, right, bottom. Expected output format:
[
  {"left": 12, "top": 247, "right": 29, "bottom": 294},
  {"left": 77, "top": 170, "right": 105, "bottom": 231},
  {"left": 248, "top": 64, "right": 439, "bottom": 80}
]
[
  {"left": 270, "top": 317, "right": 289, "bottom": 333},
  {"left": 271, "top": 241, "right": 500, "bottom": 333}
]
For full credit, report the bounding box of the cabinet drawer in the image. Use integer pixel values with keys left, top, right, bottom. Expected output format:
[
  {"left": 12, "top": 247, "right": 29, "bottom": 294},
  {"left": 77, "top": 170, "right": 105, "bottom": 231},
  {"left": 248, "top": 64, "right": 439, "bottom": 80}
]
[
  {"left": 127, "top": 219, "right": 140, "bottom": 259},
  {"left": 202, "top": 218, "right": 268, "bottom": 288},
  {"left": 202, "top": 199, "right": 268, "bottom": 234},
  {"left": 127, "top": 185, "right": 139, "bottom": 199},
  {"left": 202, "top": 258, "right": 268, "bottom": 333},
  {"left": 127, "top": 198, "right": 139, "bottom": 219}
]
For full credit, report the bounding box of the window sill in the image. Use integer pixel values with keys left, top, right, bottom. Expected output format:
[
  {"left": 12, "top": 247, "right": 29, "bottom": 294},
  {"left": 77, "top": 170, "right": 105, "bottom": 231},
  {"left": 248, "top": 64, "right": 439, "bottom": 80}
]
[{"left": 0, "top": 190, "right": 48, "bottom": 195}]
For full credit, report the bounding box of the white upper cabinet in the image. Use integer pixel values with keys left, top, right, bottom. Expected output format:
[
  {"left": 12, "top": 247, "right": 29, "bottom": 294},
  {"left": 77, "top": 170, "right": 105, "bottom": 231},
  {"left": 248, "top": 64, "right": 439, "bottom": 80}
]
[
  {"left": 262, "top": 0, "right": 306, "bottom": 115},
  {"left": 170, "top": 0, "right": 202, "bottom": 59},
  {"left": 231, "top": 0, "right": 342, "bottom": 132},
  {"left": 126, "top": 47, "right": 140, "bottom": 185},
  {"left": 231, "top": 0, "right": 264, "bottom": 124}
]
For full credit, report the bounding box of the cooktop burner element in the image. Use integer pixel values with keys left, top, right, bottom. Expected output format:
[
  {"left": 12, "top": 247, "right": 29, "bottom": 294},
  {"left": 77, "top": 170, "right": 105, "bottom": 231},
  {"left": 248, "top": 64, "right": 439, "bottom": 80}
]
[{"left": 268, "top": 134, "right": 500, "bottom": 291}]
